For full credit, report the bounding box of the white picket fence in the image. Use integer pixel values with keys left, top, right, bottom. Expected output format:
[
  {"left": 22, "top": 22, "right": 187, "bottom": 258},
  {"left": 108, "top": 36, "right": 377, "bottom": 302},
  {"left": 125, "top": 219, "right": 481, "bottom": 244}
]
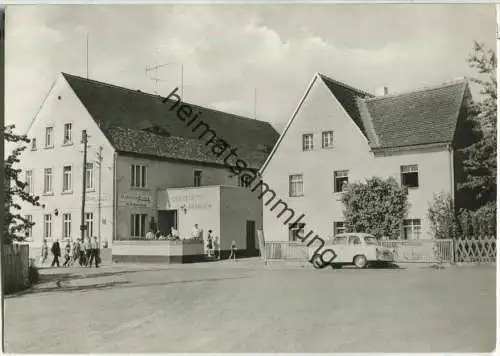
[{"left": 264, "top": 238, "right": 496, "bottom": 264}]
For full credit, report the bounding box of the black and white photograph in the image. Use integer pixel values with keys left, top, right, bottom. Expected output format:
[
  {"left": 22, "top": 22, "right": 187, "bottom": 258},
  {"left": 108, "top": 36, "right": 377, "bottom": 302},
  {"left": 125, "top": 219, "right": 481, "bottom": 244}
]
[{"left": 2, "top": 3, "right": 497, "bottom": 353}]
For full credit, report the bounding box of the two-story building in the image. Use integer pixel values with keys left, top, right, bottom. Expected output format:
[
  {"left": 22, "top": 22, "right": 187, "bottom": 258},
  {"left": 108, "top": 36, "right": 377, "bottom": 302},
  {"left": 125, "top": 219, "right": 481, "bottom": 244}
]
[
  {"left": 260, "top": 72, "right": 473, "bottom": 242},
  {"left": 19, "top": 73, "right": 279, "bottom": 259}
]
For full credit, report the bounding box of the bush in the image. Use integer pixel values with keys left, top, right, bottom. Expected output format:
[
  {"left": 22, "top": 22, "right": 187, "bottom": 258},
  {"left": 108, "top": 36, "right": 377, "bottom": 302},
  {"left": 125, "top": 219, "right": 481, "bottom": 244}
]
[
  {"left": 341, "top": 177, "right": 408, "bottom": 240},
  {"left": 458, "top": 201, "right": 496, "bottom": 238},
  {"left": 428, "top": 192, "right": 461, "bottom": 240}
]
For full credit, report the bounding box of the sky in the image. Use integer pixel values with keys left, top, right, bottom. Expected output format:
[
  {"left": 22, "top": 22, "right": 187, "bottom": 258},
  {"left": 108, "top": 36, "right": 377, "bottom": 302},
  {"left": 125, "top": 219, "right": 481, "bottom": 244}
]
[{"left": 5, "top": 4, "right": 496, "bottom": 135}]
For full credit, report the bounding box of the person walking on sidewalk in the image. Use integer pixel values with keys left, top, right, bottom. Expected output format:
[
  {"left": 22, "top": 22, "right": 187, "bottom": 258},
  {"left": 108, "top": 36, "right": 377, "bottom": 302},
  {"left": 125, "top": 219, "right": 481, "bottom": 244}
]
[
  {"left": 50, "top": 239, "right": 61, "bottom": 267},
  {"left": 40, "top": 239, "right": 49, "bottom": 266},
  {"left": 62, "top": 241, "right": 71, "bottom": 267},
  {"left": 89, "top": 236, "right": 100, "bottom": 268},
  {"left": 83, "top": 236, "right": 91, "bottom": 267},
  {"left": 228, "top": 240, "right": 237, "bottom": 262}
]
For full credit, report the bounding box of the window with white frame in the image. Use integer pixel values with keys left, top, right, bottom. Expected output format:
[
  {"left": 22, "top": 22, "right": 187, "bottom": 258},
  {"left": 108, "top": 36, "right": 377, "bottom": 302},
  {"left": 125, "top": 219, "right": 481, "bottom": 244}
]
[
  {"left": 43, "top": 168, "right": 53, "bottom": 194},
  {"left": 401, "top": 164, "right": 419, "bottom": 188},
  {"left": 25, "top": 170, "right": 33, "bottom": 194},
  {"left": 63, "top": 123, "right": 72, "bottom": 144},
  {"left": 289, "top": 174, "right": 304, "bottom": 197},
  {"left": 334, "top": 170, "right": 349, "bottom": 192},
  {"left": 63, "top": 213, "right": 71, "bottom": 238},
  {"left": 62, "top": 166, "right": 72, "bottom": 192},
  {"left": 194, "top": 170, "right": 202, "bottom": 187},
  {"left": 45, "top": 127, "right": 54, "bottom": 148},
  {"left": 403, "top": 219, "right": 421, "bottom": 240},
  {"left": 302, "top": 134, "right": 313, "bottom": 151},
  {"left": 86, "top": 163, "right": 94, "bottom": 190},
  {"left": 322, "top": 131, "right": 334, "bottom": 148},
  {"left": 130, "top": 214, "right": 147, "bottom": 238},
  {"left": 31, "top": 138, "right": 37, "bottom": 151},
  {"left": 334, "top": 221, "right": 346, "bottom": 236},
  {"left": 130, "top": 164, "right": 147, "bottom": 188},
  {"left": 85, "top": 212, "right": 94, "bottom": 238},
  {"left": 43, "top": 214, "right": 52, "bottom": 239},
  {"left": 25, "top": 215, "right": 33, "bottom": 239}
]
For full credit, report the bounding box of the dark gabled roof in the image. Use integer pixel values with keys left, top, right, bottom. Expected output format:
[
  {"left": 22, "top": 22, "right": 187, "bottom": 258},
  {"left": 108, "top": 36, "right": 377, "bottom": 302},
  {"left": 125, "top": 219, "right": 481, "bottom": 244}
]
[
  {"left": 319, "top": 74, "right": 375, "bottom": 141},
  {"left": 364, "top": 80, "right": 467, "bottom": 148},
  {"left": 62, "top": 73, "right": 279, "bottom": 166},
  {"left": 318, "top": 73, "right": 468, "bottom": 149},
  {"left": 106, "top": 126, "right": 267, "bottom": 170}
]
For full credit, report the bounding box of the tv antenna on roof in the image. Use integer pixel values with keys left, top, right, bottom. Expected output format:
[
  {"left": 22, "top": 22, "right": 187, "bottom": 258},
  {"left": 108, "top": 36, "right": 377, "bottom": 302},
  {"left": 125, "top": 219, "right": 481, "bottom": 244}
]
[{"left": 145, "top": 48, "right": 184, "bottom": 97}]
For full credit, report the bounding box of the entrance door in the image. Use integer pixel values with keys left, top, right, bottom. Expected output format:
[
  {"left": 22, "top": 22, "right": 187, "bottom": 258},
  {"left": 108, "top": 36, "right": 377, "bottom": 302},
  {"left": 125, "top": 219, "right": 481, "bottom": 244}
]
[
  {"left": 246, "top": 220, "right": 256, "bottom": 251},
  {"left": 158, "top": 210, "right": 178, "bottom": 235}
]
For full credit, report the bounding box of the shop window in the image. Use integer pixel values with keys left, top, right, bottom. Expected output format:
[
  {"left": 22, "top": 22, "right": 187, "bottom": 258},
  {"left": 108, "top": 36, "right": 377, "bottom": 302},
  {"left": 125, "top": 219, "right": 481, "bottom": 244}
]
[{"left": 130, "top": 214, "right": 147, "bottom": 239}]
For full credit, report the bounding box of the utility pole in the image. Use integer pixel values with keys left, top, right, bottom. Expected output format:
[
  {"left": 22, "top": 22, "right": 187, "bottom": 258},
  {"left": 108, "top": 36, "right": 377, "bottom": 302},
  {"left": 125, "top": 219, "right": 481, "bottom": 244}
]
[{"left": 80, "top": 130, "right": 88, "bottom": 241}]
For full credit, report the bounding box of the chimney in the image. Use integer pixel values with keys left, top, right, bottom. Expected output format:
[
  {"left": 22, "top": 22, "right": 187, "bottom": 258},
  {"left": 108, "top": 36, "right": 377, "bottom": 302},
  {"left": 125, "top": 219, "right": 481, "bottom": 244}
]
[{"left": 376, "top": 86, "right": 389, "bottom": 96}]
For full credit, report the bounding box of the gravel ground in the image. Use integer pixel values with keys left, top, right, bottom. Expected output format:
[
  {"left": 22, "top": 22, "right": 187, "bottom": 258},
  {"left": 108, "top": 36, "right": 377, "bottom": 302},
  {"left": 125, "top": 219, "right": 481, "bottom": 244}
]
[{"left": 4, "top": 261, "right": 496, "bottom": 353}]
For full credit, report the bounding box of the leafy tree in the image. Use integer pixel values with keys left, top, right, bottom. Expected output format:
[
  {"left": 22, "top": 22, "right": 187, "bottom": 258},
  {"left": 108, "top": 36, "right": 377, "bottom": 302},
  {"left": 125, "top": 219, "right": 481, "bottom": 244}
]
[
  {"left": 458, "top": 41, "right": 497, "bottom": 206},
  {"left": 341, "top": 177, "right": 408, "bottom": 240},
  {"left": 428, "top": 192, "right": 460, "bottom": 240},
  {"left": 3, "top": 125, "right": 40, "bottom": 244},
  {"left": 458, "top": 201, "right": 496, "bottom": 238}
]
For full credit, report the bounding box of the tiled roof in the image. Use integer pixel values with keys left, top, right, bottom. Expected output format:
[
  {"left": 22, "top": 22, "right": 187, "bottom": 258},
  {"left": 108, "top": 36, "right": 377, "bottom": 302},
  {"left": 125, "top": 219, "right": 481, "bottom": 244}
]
[
  {"left": 62, "top": 73, "right": 279, "bottom": 167},
  {"left": 319, "top": 74, "right": 468, "bottom": 149},
  {"left": 364, "top": 80, "right": 467, "bottom": 148},
  {"left": 105, "top": 126, "right": 268, "bottom": 170}
]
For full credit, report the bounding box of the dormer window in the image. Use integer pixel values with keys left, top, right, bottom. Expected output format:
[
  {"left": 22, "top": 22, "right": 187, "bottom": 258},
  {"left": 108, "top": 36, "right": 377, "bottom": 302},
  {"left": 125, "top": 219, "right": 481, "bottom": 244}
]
[{"left": 302, "top": 134, "right": 313, "bottom": 151}]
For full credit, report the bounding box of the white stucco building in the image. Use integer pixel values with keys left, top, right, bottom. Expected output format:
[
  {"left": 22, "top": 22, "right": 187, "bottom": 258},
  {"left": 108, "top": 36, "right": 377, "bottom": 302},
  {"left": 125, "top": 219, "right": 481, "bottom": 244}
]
[
  {"left": 18, "top": 73, "right": 278, "bottom": 260},
  {"left": 260, "top": 73, "right": 473, "bottom": 242}
]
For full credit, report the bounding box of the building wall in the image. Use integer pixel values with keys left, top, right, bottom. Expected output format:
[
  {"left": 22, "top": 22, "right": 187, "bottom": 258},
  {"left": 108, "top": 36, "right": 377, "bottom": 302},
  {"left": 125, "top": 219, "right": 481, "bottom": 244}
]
[
  {"left": 262, "top": 76, "right": 453, "bottom": 242},
  {"left": 115, "top": 155, "right": 240, "bottom": 241},
  {"left": 156, "top": 186, "right": 221, "bottom": 247},
  {"left": 18, "top": 74, "right": 115, "bottom": 247},
  {"left": 220, "top": 185, "right": 263, "bottom": 252}
]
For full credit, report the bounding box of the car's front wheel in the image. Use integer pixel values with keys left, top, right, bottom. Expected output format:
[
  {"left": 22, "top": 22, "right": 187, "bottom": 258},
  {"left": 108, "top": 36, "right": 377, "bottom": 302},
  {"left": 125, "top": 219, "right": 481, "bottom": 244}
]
[
  {"left": 311, "top": 254, "right": 326, "bottom": 269},
  {"left": 353, "top": 254, "right": 367, "bottom": 268}
]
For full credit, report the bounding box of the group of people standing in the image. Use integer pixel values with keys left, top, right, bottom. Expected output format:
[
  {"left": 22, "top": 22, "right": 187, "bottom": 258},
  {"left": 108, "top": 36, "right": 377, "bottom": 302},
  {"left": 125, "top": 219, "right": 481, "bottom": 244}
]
[{"left": 40, "top": 236, "right": 101, "bottom": 268}]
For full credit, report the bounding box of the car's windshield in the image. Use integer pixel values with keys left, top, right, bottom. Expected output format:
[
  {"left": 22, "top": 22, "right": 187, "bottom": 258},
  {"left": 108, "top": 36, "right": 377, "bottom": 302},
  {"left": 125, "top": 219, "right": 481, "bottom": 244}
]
[{"left": 364, "top": 236, "right": 378, "bottom": 245}]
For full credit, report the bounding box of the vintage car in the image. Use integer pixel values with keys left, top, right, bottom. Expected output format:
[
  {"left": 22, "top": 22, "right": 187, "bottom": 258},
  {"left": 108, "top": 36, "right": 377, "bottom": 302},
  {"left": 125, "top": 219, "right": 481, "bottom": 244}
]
[{"left": 309, "top": 233, "right": 394, "bottom": 269}]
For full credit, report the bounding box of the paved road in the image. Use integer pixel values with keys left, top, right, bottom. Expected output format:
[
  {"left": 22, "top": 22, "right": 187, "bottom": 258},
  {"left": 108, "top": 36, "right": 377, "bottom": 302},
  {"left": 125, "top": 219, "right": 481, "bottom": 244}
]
[{"left": 4, "top": 262, "right": 496, "bottom": 353}]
